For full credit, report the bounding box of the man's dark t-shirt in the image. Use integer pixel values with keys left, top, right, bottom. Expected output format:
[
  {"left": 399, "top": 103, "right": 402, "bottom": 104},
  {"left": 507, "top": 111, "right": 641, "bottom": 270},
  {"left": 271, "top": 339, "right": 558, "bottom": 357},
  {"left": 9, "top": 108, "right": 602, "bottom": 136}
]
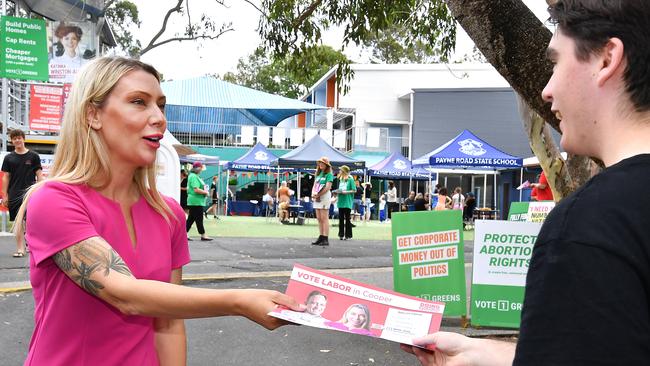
[
  {"left": 210, "top": 181, "right": 218, "bottom": 203},
  {"left": 180, "top": 177, "right": 188, "bottom": 209},
  {"left": 354, "top": 185, "right": 363, "bottom": 200},
  {"left": 2, "top": 150, "right": 41, "bottom": 204},
  {"left": 514, "top": 154, "right": 650, "bottom": 365},
  {"left": 414, "top": 198, "right": 427, "bottom": 211}
]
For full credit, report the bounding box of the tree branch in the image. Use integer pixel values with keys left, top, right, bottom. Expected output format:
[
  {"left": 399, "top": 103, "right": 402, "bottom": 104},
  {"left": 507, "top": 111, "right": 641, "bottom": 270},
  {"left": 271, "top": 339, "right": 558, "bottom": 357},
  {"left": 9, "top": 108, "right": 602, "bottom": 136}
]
[
  {"left": 293, "top": 0, "right": 324, "bottom": 27},
  {"left": 446, "top": 0, "right": 559, "bottom": 132},
  {"left": 140, "top": 28, "right": 235, "bottom": 55},
  {"left": 186, "top": 0, "right": 192, "bottom": 36},
  {"left": 142, "top": 0, "right": 184, "bottom": 54},
  {"left": 242, "top": 0, "right": 267, "bottom": 18}
]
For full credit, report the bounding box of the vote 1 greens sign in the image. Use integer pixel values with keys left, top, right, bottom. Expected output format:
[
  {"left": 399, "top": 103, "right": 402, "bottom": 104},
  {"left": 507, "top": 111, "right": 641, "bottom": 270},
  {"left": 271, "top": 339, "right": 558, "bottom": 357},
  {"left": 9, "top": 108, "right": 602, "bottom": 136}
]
[
  {"left": 0, "top": 16, "right": 48, "bottom": 81},
  {"left": 508, "top": 201, "right": 555, "bottom": 222},
  {"left": 471, "top": 220, "right": 542, "bottom": 328},
  {"left": 392, "top": 210, "right": 466, "bottom": 316}
]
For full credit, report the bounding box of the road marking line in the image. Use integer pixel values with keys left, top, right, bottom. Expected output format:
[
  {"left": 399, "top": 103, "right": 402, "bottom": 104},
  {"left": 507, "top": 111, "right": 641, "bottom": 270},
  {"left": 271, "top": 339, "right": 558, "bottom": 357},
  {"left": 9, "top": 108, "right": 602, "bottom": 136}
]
[
  {"left": 2, "top": 264, "right": 475, "bottom": 293},
  {"left": 0, "top": 267, "right": 397, "bottom": 293},
  {"left": 183, "top": 267, "right": 394, "bottom": 281}
]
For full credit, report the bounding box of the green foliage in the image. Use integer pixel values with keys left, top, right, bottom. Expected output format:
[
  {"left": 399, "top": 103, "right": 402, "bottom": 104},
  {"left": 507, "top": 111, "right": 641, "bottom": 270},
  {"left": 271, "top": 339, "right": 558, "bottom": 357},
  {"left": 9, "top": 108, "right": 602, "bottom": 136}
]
[
  {"left": 222, "top": 45, "right": 348, "bottom": 98},
  {"left": 360, "top": 24, "right": 447, "bottom": 63},
  {"left": 258, "top": 0, "right": 456, "bottom": 89},
  {"left": 104, "top": 1, "right": 142, "bottom": 57}
]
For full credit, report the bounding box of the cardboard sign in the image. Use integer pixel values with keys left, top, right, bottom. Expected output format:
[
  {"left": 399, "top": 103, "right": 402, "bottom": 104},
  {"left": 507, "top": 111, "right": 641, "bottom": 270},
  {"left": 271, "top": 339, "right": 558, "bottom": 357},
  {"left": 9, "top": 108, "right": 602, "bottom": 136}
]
[
  {"left": 0, "top": 16, "right": 49, "bottom": 81},
  {"left": 392, "top": 210, "right": 467, "bottom": 316},
  {"left": 508, "top": 201, "right": 555, "bottom": 222},
  {"left": 29, "top": 84, "right": 63, "bottom": 131},
  {"left": 471, "top": 220, "right": 542, "bottom": 328}
]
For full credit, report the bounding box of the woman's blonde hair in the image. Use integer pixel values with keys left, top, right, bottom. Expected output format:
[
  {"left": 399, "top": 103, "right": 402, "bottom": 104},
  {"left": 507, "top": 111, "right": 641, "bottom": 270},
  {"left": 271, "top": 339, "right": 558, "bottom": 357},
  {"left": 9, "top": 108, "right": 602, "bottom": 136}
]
[
  {"left": 15, "top": 57, "right": 174, "bottom": 232},
  {"left": 337, "top": 168, "right": 350, "bottom": 180}
]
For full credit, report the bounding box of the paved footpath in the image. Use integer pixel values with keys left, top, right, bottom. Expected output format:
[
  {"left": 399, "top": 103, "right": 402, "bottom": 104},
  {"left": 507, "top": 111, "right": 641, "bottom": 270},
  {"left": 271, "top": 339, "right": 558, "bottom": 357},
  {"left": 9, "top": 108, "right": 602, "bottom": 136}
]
[{"left": 0, "top": 235, "right": 517, "bottom": 365}]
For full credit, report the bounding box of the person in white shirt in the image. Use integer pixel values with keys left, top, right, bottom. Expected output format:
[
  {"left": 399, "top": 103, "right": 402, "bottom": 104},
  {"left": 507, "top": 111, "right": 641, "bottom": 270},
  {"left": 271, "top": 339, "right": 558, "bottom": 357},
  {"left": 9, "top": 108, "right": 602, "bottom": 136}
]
[
  {"left": 386, "top": 181, "right": 398, "bottom": 221},
  {"left": 262, "top": 188, "right": 275, "bottom": 215},
  {"left": 451, "top": 187, "right": 465, "bottom": 210}
]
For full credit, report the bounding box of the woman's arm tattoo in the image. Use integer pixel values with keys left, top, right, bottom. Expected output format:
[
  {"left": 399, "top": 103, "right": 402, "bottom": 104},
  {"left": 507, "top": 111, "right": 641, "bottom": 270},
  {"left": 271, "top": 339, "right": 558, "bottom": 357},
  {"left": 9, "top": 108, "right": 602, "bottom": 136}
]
[{"left": 52, "top": 237, "right": 134, "bottom": 296}]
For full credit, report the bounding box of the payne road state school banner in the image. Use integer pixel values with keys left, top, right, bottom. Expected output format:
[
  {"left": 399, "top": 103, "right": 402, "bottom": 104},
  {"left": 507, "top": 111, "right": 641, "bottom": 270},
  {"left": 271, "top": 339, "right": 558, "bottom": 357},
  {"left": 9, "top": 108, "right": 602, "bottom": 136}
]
[
  {"left": 471, "top": 220, "right": 542, "bottom": 328},
  {"left": 508, "top": 201, "right": 555, "bottom": 223},
  {"left": 392, "top": 210, "right": 466, "bottom": 317}
]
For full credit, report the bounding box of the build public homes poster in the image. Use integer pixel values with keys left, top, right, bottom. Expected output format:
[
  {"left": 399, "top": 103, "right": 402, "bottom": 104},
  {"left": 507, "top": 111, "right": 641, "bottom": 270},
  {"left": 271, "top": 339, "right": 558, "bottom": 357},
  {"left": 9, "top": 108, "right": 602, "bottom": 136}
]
[
  {"left": 0, "top": 16, "right": 48, "bottom": 81},
  {"left": 391, "top": 210, "right": 467, "bottom": 317},
  {"left": 471, "top": 220, "right": 542, "bottom": 328}
]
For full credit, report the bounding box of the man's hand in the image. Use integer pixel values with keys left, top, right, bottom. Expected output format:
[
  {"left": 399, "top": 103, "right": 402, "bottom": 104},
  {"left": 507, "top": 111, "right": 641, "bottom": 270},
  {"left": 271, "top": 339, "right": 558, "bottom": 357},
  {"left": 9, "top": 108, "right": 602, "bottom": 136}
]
[
  {"left": 1, "top": 196, "right": 8, "bottom": 208},
  {"left": 400, "top": 332, "right": 515, "bottom": 366},
  {"left": 401, "top": 332, "right": 475, "bottom": 366}
]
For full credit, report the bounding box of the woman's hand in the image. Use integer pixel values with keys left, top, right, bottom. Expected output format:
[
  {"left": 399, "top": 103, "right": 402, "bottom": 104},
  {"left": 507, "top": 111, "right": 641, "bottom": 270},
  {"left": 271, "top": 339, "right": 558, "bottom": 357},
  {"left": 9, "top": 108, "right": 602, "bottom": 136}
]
[{"left": 233, "top": 289, "right": 305, "bottom": 330}]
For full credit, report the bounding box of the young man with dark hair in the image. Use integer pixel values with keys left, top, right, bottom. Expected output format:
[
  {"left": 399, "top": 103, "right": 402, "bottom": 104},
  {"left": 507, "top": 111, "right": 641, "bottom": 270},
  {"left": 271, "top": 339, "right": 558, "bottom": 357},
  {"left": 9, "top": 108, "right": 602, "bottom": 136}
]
[
  {"left": 402, "top": 1, "right": 650, "bottom": 364},
  {"left": 2, "top": 129, "right": 43, "bottom": 257}
]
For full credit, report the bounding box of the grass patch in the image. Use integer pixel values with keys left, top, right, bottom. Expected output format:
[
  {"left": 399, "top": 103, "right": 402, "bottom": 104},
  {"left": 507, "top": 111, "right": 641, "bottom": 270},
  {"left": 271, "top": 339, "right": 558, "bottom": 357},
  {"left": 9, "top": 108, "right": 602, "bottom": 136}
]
[
  {"left": 189, "top": 216, "right": 392, "bottom": 240},
  {"left": 188, "top": 216, "right": 474, "bottom": 241}
]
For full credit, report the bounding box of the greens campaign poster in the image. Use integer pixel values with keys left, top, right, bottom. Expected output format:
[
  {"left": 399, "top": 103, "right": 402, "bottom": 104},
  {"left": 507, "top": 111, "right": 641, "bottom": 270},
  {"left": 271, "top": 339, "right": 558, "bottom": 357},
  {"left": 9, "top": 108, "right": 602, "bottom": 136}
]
[
  {"left": 392, "top": 210, "right": 466, "bottom": 316},
  {"left": 0, "top": 16, "right": 48, "bottom": 81},
  {"left": 471, "top": 220, "right": 542, "bottom": 328},
  {"left": 508, "top": 201, "right": 555, "bottom": 223}
]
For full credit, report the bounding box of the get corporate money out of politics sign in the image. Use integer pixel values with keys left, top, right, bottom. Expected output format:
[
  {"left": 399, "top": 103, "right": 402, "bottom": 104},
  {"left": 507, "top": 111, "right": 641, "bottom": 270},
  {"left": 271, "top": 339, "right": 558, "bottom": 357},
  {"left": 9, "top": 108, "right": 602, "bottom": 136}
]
[
  {"left": 471, "top": 220, "right": 542, "bottom": 328},
  {"left": 392, "top": 210, "right": 467, "bottom": 317},
  {"left": 269, "top": 264, "right": 445, "bottom": 347}
]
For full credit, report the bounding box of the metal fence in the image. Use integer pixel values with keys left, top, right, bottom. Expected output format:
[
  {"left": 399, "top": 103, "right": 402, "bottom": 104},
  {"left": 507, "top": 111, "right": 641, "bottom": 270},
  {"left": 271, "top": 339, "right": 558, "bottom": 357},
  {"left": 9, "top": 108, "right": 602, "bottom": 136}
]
[{"left": 170, "top": 122, "right": 407, "bottom": 154}]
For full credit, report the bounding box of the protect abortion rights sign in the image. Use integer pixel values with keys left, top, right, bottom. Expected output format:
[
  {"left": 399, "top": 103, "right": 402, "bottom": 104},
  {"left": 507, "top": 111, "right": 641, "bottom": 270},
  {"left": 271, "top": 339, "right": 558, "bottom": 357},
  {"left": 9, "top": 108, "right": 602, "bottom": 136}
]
[
  {"left": 0, "top": 16, "right": 48, "bottom": 81},
  {"left": 508, "top": 201, "right": 555, "bottom": 223},
  {"left": 391, "top": 210, "right": 466, "bottom": 316},
  {"left": 270, "top": 264, "right": 444, "bottom": 346},
  {"left": 471, "top": 220, "right": 542, "bottom": 328}
]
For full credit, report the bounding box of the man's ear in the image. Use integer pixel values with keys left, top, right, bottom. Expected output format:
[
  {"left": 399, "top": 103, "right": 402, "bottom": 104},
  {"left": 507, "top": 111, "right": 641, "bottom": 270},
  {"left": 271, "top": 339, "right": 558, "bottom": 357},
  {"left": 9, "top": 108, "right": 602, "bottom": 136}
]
[
  {"left": 596, "top": 37, "right": 625, "bottom": 87},
  {"left": 85, "top": 105, "right": 102, "bottom": 130}
]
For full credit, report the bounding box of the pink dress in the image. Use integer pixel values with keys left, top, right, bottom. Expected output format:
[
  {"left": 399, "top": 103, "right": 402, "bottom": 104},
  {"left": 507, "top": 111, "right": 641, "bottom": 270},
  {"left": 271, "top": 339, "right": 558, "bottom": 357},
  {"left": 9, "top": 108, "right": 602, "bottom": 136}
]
[{"left": 24, "top": 182, "right": 190, "bottom": 366}]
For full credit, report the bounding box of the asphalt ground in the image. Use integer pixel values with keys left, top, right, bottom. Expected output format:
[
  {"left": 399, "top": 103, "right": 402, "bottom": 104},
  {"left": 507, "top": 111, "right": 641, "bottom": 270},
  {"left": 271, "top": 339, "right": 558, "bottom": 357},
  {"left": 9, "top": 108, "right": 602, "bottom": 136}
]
[{"left": 0, "top": 235, "right": 517, "bottom": 365}]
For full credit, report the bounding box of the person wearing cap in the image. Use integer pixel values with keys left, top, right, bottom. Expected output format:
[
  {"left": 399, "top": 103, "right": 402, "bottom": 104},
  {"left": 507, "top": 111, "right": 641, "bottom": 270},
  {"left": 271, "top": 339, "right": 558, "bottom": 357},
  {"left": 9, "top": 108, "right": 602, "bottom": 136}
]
[
  {"left": 335, "top": 165, "right": 356, "bottom": 240},
  {"left": 311, "top": 157, "right": 334, "bottom": 246},
  {"left": 186, "top": 161, "right": 212, "bottom": 241}
]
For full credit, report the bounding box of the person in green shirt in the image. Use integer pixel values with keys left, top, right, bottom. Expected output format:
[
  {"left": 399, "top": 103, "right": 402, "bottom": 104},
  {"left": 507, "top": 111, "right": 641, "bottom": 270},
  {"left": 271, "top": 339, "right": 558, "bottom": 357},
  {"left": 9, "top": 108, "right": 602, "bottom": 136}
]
[
  {"left": 335, "top": 165, "right": 356, "bottom": 240},
  {"left": 310, "top": 157, "right": 334, "bottom": 246},
  {"left": 186, "top": 162, "right": 212, "bottom": 241}
]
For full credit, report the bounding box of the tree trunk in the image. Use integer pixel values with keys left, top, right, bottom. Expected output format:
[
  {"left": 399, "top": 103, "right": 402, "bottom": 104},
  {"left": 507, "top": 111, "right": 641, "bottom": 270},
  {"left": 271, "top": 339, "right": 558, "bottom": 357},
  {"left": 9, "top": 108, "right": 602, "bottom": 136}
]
[
  {"left": 446, "top": 0, "right": 599, "bottom": 199},
  {"left": 446, "top": 0, "right": 558, "bottom": 131},
  {"left": 516, "top": 94, "right": 570, "bottom": 200}
]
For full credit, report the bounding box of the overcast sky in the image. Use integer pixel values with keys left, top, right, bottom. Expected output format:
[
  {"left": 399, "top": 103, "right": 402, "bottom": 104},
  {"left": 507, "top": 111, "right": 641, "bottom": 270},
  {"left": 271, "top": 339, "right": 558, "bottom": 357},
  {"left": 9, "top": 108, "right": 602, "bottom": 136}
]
[{"left": 131, "top": 0, "right": 551, "bottom": 80}]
